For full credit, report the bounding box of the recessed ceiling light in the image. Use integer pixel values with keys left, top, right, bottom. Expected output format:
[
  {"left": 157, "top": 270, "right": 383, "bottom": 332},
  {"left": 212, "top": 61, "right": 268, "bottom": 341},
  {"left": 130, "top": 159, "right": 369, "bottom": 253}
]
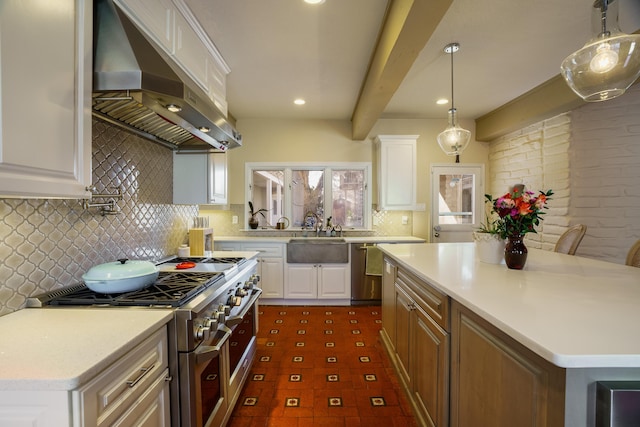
[
  {"left": 304, "top": 0, "right": 325, "bottom": 4},
  {"left": 294, "top": 98, "right": 306, "bottom": 105},
  {"left": 198, "top": 126, "right": 210, "bottom": 133},
  {"left": 436, "top": 98, "right": 449, "bottom": 105}
]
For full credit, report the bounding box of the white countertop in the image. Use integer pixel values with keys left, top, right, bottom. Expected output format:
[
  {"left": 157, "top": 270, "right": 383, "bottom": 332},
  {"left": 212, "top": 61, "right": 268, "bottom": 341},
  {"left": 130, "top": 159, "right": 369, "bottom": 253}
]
[
  {"left": 378, "top": 242, "right": 640, "bottom": 369},
  {"left": 0, "top": 308, "right": 172, "bottom": 390},
  {"left": 214, "top": 235, "right": 426, "bottom": 244}
]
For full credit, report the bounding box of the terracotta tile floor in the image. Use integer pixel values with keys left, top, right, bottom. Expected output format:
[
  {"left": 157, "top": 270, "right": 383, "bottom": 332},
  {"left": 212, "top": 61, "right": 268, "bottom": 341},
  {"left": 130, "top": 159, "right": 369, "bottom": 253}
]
[{"left": 227, "top": 305, "right": 418, "bottom": 427}]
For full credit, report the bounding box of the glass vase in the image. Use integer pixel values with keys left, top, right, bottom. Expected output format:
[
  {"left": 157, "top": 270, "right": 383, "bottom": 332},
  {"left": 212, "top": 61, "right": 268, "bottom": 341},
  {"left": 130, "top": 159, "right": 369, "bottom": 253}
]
[{"left": 505, "top": 234, "right": 527, "bottom": 270}]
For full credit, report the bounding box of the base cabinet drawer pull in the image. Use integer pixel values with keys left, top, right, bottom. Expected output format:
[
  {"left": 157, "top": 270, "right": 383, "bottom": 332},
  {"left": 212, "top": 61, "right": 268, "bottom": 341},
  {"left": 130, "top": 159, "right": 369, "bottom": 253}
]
[{"left": 126, "top": 363, "right": 155, "bottom": 388}]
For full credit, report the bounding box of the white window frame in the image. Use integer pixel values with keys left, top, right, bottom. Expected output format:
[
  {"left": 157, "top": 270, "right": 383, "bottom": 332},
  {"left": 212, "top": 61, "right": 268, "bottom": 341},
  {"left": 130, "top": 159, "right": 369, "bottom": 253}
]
[{"left": 245, "top": 162, "right": 372, "bottom": 230}]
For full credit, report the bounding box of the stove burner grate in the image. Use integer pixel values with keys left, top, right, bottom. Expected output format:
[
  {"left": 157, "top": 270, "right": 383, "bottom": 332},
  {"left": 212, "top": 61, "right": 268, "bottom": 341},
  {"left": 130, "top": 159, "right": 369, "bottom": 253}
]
[
  {"left": 46, "top": 271, "right": 225, "bottom": 307},
  {"left": 167, "top": 257, "right": 246, "bottom": 266}
]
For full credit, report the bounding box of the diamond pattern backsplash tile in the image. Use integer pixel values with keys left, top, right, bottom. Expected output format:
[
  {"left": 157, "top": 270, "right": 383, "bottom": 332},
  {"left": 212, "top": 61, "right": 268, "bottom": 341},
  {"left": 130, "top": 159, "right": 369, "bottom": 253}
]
[{"left": 0, "top": 119, "right": 196, "bottom": 316}]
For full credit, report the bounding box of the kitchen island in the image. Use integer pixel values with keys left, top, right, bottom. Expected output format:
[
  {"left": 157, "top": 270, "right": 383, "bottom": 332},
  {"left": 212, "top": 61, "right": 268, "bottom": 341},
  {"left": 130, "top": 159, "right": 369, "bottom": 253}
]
[{"left": 378, "top": 242, "right": 640, "bottom": 427}]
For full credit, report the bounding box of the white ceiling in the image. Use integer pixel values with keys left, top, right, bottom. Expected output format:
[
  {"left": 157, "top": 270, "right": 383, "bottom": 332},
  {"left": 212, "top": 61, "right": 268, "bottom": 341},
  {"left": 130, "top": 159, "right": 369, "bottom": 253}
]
[{"left": 184, "top": 0, "right": 640, "bottom": 123}]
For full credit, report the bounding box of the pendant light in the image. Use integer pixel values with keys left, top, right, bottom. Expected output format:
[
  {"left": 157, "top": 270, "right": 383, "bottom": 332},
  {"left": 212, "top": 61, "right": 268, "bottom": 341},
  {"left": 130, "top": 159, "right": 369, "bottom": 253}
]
[
  {"left": 437, "top": 42, "right": 471, "bottom": 161},
  {"left": 560, "top": 0, "right": 640, "bottom": 102}
]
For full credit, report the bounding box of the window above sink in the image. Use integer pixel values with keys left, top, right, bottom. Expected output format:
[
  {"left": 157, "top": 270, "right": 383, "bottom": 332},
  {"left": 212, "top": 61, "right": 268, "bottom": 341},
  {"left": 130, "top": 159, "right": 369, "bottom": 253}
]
[{"left": 246, "top": 162, "right": 372, "bottom": 230}]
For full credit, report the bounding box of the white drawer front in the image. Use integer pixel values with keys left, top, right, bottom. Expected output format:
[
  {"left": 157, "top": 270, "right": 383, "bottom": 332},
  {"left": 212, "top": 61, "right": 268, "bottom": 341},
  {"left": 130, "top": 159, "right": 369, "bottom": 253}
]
[
  {"left": 76, "top": 327, "right": 168, "bottom": 426},
  {"left": 241, "top": 243, "right": 284, "bottom": 258}
]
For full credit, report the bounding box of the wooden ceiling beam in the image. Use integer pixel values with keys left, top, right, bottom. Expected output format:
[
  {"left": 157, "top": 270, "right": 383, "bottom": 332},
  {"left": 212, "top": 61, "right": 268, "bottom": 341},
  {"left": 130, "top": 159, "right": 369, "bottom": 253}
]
[{"left": 351, "top": 0, "right": 452, "bottom": 141}]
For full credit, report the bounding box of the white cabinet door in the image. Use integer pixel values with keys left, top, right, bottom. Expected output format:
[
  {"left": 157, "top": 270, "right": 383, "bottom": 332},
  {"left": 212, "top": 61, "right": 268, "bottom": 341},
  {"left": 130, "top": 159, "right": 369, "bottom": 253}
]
[
  {"left": 376, "top": 135, "right": 418, "bottom": 210},
  {"left": 0, "top": 0, "right": 91, "bottom": 199},
  {"left": 285, "top": 263, "right": 349, "bottom": 300},
  {"left": 317, "top": 264, "right": 350, "bottom": 299},
  {"left": 173, "top": 152, "right": 227, "bottom": 205},
  {"left": 285, "top": 264, "right": 317, "bottom": 299},
  {"left": 114, "top": 0, "right": 175, "bottom": 53},
  {"left": 208, "top": 153, "right": 227, "bottom": 204},
  {"left": 174, "top": 11, "right": 208, "bottom": 93},
  {"left": 258, "top": 257, "right": 284, "bottom": 299},
  {"left": 207, "top": 57, "right": 228, "bottom": 116}
]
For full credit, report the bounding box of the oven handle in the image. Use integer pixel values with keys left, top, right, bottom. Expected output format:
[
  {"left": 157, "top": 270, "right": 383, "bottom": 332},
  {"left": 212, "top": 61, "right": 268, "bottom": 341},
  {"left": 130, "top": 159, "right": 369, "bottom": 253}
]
[
  {"left": 194, "top": 325, "right": 232, "bottom": 365},
  {"left": 224, "top": 288, "right": 263, "bottom": 327}
]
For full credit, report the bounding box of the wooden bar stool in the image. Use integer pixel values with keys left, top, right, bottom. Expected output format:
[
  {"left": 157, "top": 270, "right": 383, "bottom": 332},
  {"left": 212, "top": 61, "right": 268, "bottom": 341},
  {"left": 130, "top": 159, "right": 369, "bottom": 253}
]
[{"left": 554, "top": 224, "right": 587, "bottom": 255}]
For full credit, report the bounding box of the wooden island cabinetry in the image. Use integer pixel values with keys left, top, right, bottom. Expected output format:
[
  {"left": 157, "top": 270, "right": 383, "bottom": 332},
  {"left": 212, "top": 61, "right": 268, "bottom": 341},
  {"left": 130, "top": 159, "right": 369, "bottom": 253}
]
[
  {"left": 450, "top": 301, "right": 565, "bottom": 427},
  {"left": 379, "top": 243, "right": 640, "bottom": 427},
  {"left": 381, "top": 257, "right": 450, "bottom": 427},
  {"left": 381, "top": 255, "right": 566, "bottom": 427}
]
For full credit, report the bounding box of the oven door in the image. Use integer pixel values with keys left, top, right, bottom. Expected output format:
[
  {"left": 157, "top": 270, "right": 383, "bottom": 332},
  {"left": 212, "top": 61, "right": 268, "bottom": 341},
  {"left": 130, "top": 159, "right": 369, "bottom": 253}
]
[
  {"left": 226, "top": 287, "right": 262, "bottom": 404},
  {"left": 179, "top": 326, "right": 232, "bottom": 427}
]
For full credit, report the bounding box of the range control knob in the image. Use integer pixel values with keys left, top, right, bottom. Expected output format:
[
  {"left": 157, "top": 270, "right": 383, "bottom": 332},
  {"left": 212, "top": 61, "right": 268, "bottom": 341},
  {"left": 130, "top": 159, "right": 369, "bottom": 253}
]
[
  {"left": 203, "top": 316, "right": 218, "bottom": 330},
  {"left": 212, "top": 310, "right": 225, "bottom": 325},
  {"left": 227, "top": 295, "right": 242, "bottom": 307},
  {"left": 244, "top": 280, "right": 254, "bottom": 290},
  {"left": 251, "top": 274, "right": 261, "bottom": 284},
  {"left": 236, "top": 288, "right": 248, "bottom": 297},
  {"left": 194, "top": 322, "right": 211, "bottom": 341},
  {"left": 218, "top": 304, "right": 231, "bottom": 316}
]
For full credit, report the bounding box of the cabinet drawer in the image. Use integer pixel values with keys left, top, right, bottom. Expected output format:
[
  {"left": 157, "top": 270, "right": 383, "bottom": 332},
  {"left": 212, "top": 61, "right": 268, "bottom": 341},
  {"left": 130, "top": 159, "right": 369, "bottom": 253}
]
[
  {"left": 397, "top": 269, "right": 449, "bottom": 331},
  {"left": 76, "top": 327, "right": 169, "bottom": 426},
  {"left": 241, "top": 243, "right": 284, "bottom": 258},
  {"left": 215, "top": 242, "right": 242, "bottom": 251}
]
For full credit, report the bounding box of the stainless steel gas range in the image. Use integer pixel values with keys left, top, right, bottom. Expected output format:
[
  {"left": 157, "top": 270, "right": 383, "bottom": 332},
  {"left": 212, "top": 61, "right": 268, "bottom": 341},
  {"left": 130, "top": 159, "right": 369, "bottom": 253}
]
[{"left": 27, "top": 254, "right": 262, "bottom": 427}]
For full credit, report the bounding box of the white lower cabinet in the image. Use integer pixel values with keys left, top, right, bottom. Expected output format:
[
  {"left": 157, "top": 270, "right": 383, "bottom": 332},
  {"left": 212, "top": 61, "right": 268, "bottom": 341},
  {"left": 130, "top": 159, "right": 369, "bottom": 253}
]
[
  {"left": 285, "top": 263, "right": 350, "bottom": 300},
  {"left": 214, "top": 242, "right": 284, "bottom": 299},
  {"left": 240, "top": 243, "right": 284, "bottom": 299},
  {"left": 0, "top": 327, "right": 170, "bottom": 427},
  {"left": 75, "top": 327, "right": 170, "bottom": 426}
]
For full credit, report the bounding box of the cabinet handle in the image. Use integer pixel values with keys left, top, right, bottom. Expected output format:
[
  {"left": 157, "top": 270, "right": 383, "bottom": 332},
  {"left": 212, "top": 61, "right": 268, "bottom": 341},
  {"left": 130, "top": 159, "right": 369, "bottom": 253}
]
[{"left": 126, "top": 363, "right": 155, "bottom": 388}]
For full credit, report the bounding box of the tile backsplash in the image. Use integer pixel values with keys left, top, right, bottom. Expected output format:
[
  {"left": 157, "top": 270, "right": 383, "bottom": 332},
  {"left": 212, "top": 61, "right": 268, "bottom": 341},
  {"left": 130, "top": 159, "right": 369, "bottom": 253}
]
[{"left": 0, "top": 119, "right": 196, "bottom": 316}]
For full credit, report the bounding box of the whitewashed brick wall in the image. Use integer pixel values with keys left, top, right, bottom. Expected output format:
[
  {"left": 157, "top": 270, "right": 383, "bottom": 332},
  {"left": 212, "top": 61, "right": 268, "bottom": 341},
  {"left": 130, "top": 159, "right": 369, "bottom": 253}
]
[
  {"left": 488, "top": 114, "right": 571, "bottom": 251},
  {"left": 487, "top": 84, "right": 640, "bottom": 264},
  {"left": 570, "top": 84, "right": 640, "bottom": 263}
]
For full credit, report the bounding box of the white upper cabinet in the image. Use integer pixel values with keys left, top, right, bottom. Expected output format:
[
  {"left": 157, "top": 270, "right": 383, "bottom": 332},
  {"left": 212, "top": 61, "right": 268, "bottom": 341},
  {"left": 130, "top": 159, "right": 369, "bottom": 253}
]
[
  {"left": 375, "top": 135, "right": 418, "bottom": 211},
  {"left": 174, "top": 10, "right": 209, "bottom": 93},
  {"left": 0, "top": 0, "right": 92, "bottom": 199},
  {"left": 173, "top": 152, "right": 227, "bottom": 205},
  {"left": 114, "top": 0, "right": 175, "bottom": 53}
]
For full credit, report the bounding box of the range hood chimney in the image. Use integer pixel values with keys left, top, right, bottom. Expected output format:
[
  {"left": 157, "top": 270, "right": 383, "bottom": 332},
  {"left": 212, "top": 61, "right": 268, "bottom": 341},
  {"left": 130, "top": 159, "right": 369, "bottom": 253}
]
[{"left": 92, "top": 0, "right": 241, "bottom": 151}]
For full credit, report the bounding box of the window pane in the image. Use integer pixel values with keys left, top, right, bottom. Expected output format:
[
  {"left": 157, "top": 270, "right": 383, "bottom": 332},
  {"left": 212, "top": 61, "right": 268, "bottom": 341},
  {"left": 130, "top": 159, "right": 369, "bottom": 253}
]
[
  {"left": 251, "top": 170, "right": 284, "bottom": 226},
  {"left": 438, "top": 174, "right": 474, "bottom": 225},
  {"left": 331, "top": 170, "right": 365, "bottom": 228},
  {"left": 292, "top": 169, "right": 324, "bottom": 227}
]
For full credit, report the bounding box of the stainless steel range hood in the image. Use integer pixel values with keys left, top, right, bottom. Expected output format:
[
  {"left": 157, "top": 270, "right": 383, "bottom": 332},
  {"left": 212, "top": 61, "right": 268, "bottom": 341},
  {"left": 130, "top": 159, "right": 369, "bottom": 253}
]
[{"left": 92, "top": 0, "right": 241, "bottom": 151}]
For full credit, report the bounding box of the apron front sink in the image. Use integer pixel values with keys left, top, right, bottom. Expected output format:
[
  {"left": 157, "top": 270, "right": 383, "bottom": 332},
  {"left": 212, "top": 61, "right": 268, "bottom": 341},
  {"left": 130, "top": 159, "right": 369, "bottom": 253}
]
[{"left": 287, "top": 238, "right": 349, "bottom": 263}]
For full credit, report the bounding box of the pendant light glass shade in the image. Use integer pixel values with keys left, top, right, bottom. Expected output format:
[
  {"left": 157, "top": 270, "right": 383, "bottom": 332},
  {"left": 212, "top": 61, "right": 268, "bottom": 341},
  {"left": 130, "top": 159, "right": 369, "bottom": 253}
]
[
  {"left": 437, "top": 109, "right": 471, "bottom": 156},
  {"left": 561, "top": 0, "right": 640, "bottom": 102},
  {"left": 437, "top": 43, "right": 471, "bottom": 156}
]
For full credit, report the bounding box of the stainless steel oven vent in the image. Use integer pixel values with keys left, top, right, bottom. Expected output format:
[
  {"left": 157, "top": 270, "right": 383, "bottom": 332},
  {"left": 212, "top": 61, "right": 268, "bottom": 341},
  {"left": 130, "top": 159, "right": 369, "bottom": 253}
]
[{"left": 93, "top": 0, "right": 241, "bottom": 151}]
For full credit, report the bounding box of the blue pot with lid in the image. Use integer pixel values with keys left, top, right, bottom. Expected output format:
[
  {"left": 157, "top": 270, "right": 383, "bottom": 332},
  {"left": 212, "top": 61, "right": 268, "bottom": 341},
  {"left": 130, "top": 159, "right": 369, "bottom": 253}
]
[{"left": 82, "top": 258, "right": 159, "bottom": 294}]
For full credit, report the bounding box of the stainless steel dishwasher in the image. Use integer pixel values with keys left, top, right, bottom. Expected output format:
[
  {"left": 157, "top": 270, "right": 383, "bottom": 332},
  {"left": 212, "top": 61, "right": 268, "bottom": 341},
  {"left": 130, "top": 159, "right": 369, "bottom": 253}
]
[{"left": 350, "top": 243, "right": 382, "bottom": 305}]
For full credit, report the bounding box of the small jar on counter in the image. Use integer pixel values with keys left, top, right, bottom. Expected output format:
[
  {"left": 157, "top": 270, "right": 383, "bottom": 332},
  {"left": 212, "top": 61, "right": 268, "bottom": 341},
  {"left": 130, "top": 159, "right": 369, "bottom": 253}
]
[{"left": 178, "top": 244, "right": 190, "bottom": 257}]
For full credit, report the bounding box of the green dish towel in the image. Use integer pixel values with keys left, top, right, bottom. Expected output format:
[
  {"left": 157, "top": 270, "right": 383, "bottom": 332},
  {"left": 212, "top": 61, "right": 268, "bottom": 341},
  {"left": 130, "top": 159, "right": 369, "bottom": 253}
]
[{"left": 365, "top": 246, "right": 383, "bottom": 276}]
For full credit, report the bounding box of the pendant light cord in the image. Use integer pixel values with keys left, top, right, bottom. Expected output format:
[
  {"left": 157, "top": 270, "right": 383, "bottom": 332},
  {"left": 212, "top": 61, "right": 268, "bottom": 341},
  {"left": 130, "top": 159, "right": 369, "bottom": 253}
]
[{"left": 450, "top": 47, "right": 455, "bottom": 112}]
